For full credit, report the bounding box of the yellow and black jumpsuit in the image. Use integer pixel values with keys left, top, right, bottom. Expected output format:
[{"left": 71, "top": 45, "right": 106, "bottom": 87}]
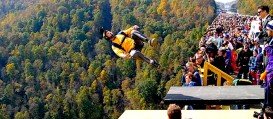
[{"left": 111, "top": 27, "right": 152, "bottom": 64}]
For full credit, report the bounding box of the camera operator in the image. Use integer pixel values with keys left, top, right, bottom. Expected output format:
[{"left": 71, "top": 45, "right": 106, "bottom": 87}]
[
  {"left": 256, "top": 106, "right": 273, "bottom": 119},
  {"left": 264, "top": 106, "right": 273, "bottom": 119}
]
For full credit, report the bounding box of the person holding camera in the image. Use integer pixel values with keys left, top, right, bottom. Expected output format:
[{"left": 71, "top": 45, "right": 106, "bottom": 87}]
[
  {"left": 264, "top": 106, "right": 273, "bottom": 119},
  {"left": 256, "top": 106, "right": 273, "bottom": 119}
]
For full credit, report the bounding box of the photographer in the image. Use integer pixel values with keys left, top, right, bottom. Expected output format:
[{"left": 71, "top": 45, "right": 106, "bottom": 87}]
[
  {"left": 256, "top": 106, "right": 273, "bottom": 119},
  {"left": 264, "top": 106, "right": 273, "bottom": 119}
]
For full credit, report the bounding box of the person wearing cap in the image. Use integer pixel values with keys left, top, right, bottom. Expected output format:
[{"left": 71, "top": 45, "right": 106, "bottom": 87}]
[
  {"left": 100, "top": 25, "right": 159, "bottom": 67},
  {"left": 262, "top": 20, "right": 273, "bottom": 108}
]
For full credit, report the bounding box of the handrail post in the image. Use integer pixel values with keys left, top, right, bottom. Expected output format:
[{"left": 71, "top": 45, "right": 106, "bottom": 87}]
[
  {"left": 202, "top": 61, "right": 233, "bottom": 86},
  {"left": 203, "top": 62, "right": 208, "bottom": 86},
  {"left": 217, "top": 73, "right": 221, "bottom": 86}
]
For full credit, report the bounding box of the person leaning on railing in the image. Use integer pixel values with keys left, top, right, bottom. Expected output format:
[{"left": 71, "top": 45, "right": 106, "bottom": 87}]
[{"left": 181, "top": 62, "right": 202, "bottom": 86}]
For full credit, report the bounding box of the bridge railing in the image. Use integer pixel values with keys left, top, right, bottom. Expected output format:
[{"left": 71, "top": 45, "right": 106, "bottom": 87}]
[{"left": 201, "top": 61, "right": 234, "bottom": 86}]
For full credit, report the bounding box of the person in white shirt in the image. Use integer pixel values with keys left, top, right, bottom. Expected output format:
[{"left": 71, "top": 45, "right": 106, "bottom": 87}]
[{"left": 249, "top": 16, "right": 261, "bottom": 40}]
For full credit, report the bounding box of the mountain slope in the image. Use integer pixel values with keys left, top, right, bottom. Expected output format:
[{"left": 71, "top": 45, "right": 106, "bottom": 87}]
[
  {"left": 237, "top": 0, "right": 273, "bottom": 15},
  {"left": 0, "top": 0, "right": 217, "bottom": 118},
  {"left": 0, "top": 0, "right": 38, "bottom": 18}
]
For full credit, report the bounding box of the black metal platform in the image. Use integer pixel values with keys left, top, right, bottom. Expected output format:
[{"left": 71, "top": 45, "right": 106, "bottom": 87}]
[{"left": 164, "top": 86, "right": 264, "bottom": 105}]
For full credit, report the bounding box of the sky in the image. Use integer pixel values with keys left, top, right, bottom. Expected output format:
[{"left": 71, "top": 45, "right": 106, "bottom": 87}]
[{"left": 215, "top": 0, "right": 236, "bottom": 3}]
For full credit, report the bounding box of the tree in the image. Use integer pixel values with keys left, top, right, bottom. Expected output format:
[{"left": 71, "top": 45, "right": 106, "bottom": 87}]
[
  {"left": 110, "top": 89, "right": 124, "bottom": 118},
  {"left": 5, "top": 63, "right": 19, "bottom": 80},
  {"left": 157, "top": 0, "right": 168, "bottom": 15},
  {"left": 15, "top": 111, "right": 29, "bottom": 119},
  {"left": 80, "top": 40, "right": 89, "bottom": 56},
  {"left": 63, "top": 89, "right": 78, "bottom": 119},
  {"left": 138, "top": 78, "right": 158, "bottom": 104},
  {"left": 28, "top": 97, "right": 45, "bottom": 119},
  {"left": 76, "top": 86, "right": 102, "bottom": 119},
  {"left": 31, "top": 18, "right": 43, "bottom": 32},
  {"left": 23, "top": 59, "right": 35, "bottom": 78},
  {"left": 44, "top": 88, "right": 64, "bottom": 119},
  {"left": 116, "top": 59, "right": 135, "bottom": 78}
]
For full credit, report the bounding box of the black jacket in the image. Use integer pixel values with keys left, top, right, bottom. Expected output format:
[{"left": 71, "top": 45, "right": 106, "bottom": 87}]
[{"left": 258, "top": 15, "right": 272, "bottom": 44}]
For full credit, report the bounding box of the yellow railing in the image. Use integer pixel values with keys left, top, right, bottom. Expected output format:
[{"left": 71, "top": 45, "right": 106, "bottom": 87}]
[{"left": 202, "top": 61, "right": 234, "bottom": 86}]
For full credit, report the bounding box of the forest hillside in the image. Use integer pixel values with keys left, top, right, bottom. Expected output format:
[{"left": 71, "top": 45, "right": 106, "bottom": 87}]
[
  {"left": 237, "top": 0, "right": 273, "bottom": 15},
  {"left": 0, "top": 0, "right": 216, "bottom": 118}
]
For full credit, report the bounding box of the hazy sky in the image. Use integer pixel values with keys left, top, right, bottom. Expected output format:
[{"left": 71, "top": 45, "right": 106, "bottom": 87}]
[{"left": 215, "top": 0, "right": 236, "bottom": 3}]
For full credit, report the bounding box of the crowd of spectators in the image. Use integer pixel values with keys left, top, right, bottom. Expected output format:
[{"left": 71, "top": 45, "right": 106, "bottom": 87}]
[
  {"left": 179, "top": 5, "right": 273, "bottom": 117},
  {"left": 181, "top": 6, "right": 272, "bottom": 87}
]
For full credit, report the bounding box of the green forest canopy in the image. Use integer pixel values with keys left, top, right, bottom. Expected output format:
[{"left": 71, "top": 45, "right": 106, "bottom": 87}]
[{"left": 237, "top": 0, "right": 273, "bottom": 15}]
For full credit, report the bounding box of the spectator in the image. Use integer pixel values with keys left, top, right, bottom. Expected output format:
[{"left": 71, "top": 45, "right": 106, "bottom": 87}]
[
  {"left": 199, "top": 36, "right": 206, "bottom": 48},
  {"left": 256, "top": 51, "right": 264, "bottom": 85},
  {"left": 223, "top": 33, "right": 234, "bottom": 51},
  {"left": 206, "top": 32, "right": 218, "bottom": 46},
  {"left": 167, "top": 104, "right": 181, "bottom": 119},
  {"left": 263, "top": 20, "right": 273, "bottom": 108},
  {"left": 183, "top": 72, "right": 196, "bottom": 87},
  {"left": 237, "top": 43, "right": 252, "bottom": 79},
  {"left": 216, "top": 32, "right": 224, "bottom": 49},
  {"left": 206, "top": 42, "right": 218, "bottom": 63},
  {"left": 263, "top": 106, "right": 273, "bottom": 119},
  {"left": 249, "top": 16, "right": 261, "bottom": 40},
  {"left": 249, "top": 49, "right": 259, "bottom": 84},
  {"left": 256, "top": 5, "right": 272, "bottom": 44},
  {"left": 195, "top": 52, "right": 205, "bottom": 68},
  {"left": 181, "top": 62, "right": 202, "bottom": 86},
  {"left": 253, "top": 42, "right": 263, "bottom": 54},
  {"left": 225, "top": 47, "right": 233, "bottom": 74},
  {"left": 215, "top": 47, "right": 227, "bottom": 85},
  {"left": 215, "top": 47, "right": 227, "bottom": 72},
  {"left": 200, "top": 45, "right": 206, "bottom": 53}
]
